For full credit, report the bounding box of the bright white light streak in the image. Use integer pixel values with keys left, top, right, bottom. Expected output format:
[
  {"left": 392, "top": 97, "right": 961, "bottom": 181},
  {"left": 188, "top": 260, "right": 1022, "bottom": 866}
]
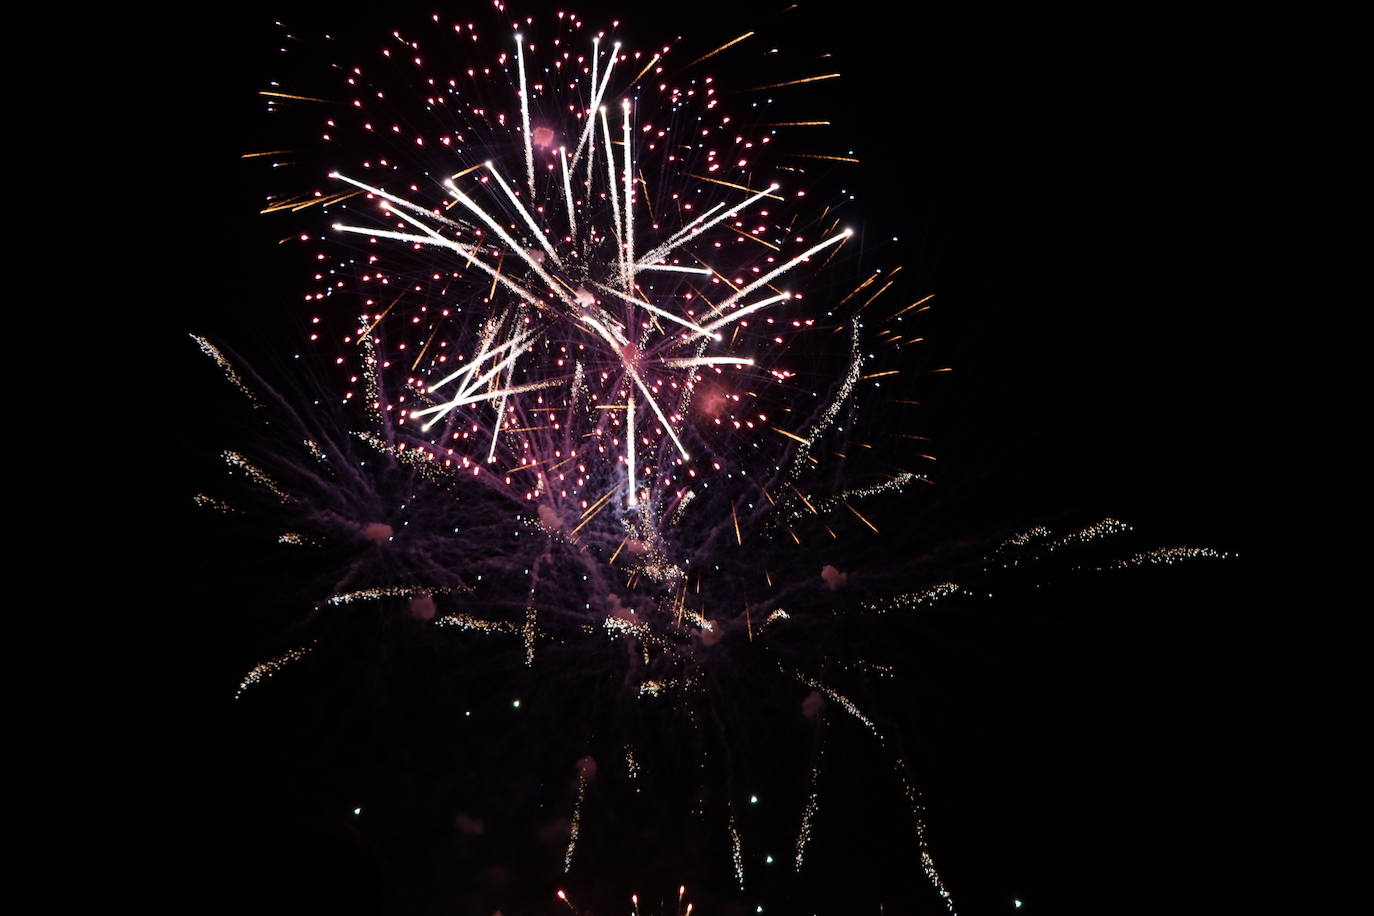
[
  {"left": 580, "top": 312, "right": 629, "bottom": 348},
  {"left": 485, "top": 161, "right": 563, "bottom": 267},
  {"left": 515, "top": 33, "right": 535, "bottom": 196},
  {"left": 640, "top": 264, "right": 713, "bottom": 275},
  {"left": 590, "top": 35, "right": 599, "bottom": 117},
  {"left": 415, "top": 339, "right": 532, "bottom": 428},
  {"left": 487, "top": 358, "right": 515, "bottom": 461},
  {"left": 331, "top": 223, "right": 552, "bottom": 315},
  {"left": 700, "top": 293, "right": 792, "bottom": 334},
  {"left": 570, "top": 40, "right": 619, "bottom": 173},
  {"left": 559, "top": 146, "right": 577, "bottom": 241},
  {"left": 591, "top": 282, "right": 720, "bottom": 340},
  {"left": 600, "top": 106, "right": 624, "bottom": 278},
  {"left": 648, "top": 201, "right": 724, "bottom": 257},
  {"left": 635, "top": 185, "right": 778, "bottom": 269},
  {"left": 412, "top": 377, "right": 566, "bottom": 427},
  {"left": 718, "top": 230, "right": 852, "bottom": 311},
  {"left": 443, "top": 178, "right": 578, "bottom": 308},
  {"left": 428, "top": 329, "right": 530, "bottom": 392},
  {"left": 450, "top": 337, "right": 527, "bottom": 402},
  {"left": 329, "top": 172, "right": 471, "bottom": 234},
  {"left": 622, "top": 97, "right": 635, "bottom": 290},
  {"left": 658, "top": 356, "right": 755, "bottom": 368},
  {"left": 627, "top": 363, "right": 689, "bottom": 459},
  {"left": 626, "top": 391, "right": 638, "bottom": 507}
]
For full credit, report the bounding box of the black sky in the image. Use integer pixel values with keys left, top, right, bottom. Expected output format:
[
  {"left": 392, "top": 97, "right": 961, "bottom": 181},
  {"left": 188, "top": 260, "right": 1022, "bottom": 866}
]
[{"left": 143, "top": 3, "right": 1369, "bottom": 913}]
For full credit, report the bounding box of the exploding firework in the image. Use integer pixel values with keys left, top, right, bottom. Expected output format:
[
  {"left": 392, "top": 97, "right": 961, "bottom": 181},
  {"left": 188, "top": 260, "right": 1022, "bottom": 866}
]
[{"left": 201, "top": 7, "right": 1229, "bottom": 913}]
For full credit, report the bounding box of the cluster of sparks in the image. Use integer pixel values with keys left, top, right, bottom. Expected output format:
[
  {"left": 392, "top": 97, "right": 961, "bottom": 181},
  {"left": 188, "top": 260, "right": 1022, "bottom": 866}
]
[
  {"left": 206, "top": 6, "right": 1232, "bottom": 912},
  {"left": 276, "top": 9, "right": 872, "bottom": 524}
]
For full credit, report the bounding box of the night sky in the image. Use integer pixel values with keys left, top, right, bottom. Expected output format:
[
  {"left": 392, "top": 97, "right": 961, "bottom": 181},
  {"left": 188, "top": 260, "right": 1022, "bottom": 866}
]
[{"left": 148, "top": 3, "right": 1367, "bottom": 913}]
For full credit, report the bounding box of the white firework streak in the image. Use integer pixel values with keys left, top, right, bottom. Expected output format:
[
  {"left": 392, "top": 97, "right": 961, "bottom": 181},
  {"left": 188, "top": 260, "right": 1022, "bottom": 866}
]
[{"left": 515, "top": 33, "right": 535, "bottom": 196}]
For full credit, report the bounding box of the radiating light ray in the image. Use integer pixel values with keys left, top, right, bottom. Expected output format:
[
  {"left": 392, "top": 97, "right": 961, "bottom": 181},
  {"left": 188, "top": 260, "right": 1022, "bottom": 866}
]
[
  {"left": 417, "top": 333, "right": 531, "bottom": 424},
  {"left": 627, "top": 391, "right": 638, "bottom": 506},
  {"left": 718, "top": 230, "right": 852, "bottom": 312},
  {"left": 328, "top": 171, "right": 470, "bottom": 234},
  {"left": 636, "top": 186, "right": 777, "bottom": 269},
  {"left": 657, "top": 356, "right": 754, "bottom": 369},
  {"left": 626, "top": 363, "right": 689, "bottom": 459},
  {"left": 331, "top": 222, "right": 552, "bottom": 316},
  {"left": 599, "top": 105, "right": 625, "bottom": 279},
  {"left": 443, "top": 178, "right": 578, "bottom": 308},
  {"left": 569, "top": 40, "right": 620, "bottom": 174},
  {"left": 591, "top": 282, "right": 719, "bottom": 339},
  {"left": 428, "top": 328, "right": 532, "bottom": 393},
  {"left": 412, "top": 377, "right": 567, "bottom": 430},
  {"left": 699, "top": 293, "right": 791, "bottom": 334},
  {"left": 622, "top": 98, "right": 636, "bottom": 290},
  {"left": 639, "top": 264, "right": 712, "bottom": 275},
  {"left": 559, "top": 145, "right": 577, "bottom": 241},
  {"left": 484, "top": 161, "right": 564, "bottom": 268},
  {"left": 515, "top": 33, "right": 535, "bottom": 196}
]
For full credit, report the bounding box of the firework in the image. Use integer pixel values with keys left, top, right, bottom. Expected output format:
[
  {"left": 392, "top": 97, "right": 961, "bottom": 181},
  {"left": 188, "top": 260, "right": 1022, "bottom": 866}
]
[{"left": 203, "top": 8, "right": 1229, "bottom": 912}]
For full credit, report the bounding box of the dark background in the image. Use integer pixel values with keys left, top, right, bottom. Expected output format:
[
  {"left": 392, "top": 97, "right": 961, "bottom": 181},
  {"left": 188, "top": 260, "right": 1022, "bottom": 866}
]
[{"left": 138, "top": 2, "right": 1367, "bottom": 913}]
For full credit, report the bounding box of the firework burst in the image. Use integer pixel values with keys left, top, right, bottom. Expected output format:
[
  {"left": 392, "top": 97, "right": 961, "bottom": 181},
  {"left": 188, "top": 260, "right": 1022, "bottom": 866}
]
[{"left": 201, "top": 7, "right": 1229, "bottom": 912}]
